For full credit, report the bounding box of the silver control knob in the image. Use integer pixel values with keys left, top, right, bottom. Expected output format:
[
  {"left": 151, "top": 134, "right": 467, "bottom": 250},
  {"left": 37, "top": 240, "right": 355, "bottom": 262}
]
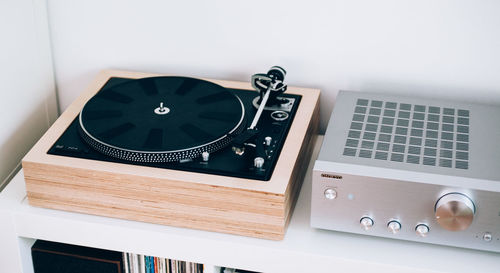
[
  {"left": 254, "top": 157, "right": 265, "bottom": 168},
  {"left": 360, "top": 217, "right": 374, "bottom": 231},
  {"left": 435, "top": 193, "right": 475, "bottom": 231},
  {"left": 415, "top": 224, "right": 430, "bottom": 237},
  {"left": 324, "top": 188, "right": 337, "bottom": 200},
  {"left": 387, "top": 220, "right": 401, "bottom": 234},
  {"left": 201, "top": 152, "right": 210, "bottom": 162},
  {"left": 264, "top": 136, "right": 272, "bottom": 146}
]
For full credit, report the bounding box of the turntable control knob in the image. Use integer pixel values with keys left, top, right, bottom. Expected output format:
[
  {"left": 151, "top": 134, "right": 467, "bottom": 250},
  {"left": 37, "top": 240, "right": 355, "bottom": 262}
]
[
  {"left": 435, "top": 193, "right": 475, "bottom": 231},
  {"left": 202, "top": 152, "right": 210, "bottom": 162},
  {"left": 254, "top": 157, "right": 265, "bottom": 168},
  {"left": 264, "top": 136, "right": 272, "bottom": 146},
  {"left": 387, "top": 220, "right": 401, "bottom": 234}
]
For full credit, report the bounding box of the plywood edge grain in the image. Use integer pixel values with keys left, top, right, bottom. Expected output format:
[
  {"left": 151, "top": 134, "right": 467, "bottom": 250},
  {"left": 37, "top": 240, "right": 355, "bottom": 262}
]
[
  {"left": 24, "top": 160, "right": 288, "bottom": 240},
  {"left": 283, "top": 98, "right": 320, "bottom": 228},
  {"left": 23, "top": 161, "right": 285, "bottom": 203},
  {"left": 23, "top": 162, "right": 285, "bottom": 217},
  {"left": 27, "top": 197, "right": 285, "bottom": 240}
]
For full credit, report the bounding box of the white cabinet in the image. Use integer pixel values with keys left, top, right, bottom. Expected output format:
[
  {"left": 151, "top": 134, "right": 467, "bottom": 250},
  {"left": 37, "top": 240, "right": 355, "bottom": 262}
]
[{"left": 1, "top": 137, "right": 499, "bottom": 273}]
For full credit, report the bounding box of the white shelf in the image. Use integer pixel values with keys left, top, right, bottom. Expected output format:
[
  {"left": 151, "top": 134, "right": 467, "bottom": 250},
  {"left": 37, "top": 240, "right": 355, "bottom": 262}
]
[{"left": 1, "top": 136, "right": 499, "bottom": 273}]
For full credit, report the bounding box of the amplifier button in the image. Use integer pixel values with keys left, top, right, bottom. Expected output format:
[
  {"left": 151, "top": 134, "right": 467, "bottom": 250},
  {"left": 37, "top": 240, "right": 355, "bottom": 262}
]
[
  {"left": 415, "top": 224, "right": 430, "bottom": 237},
  {"left": 360, "top": 217, "right": 374, "bottom": 230},
  {"left": 324, "top": 188, "right": 337, "bottom": 200},
  {"left": 387, "top": 220, "right": 401, "bottom": 234},
  {"left": 483, "top": 232, "right": 492, "bottom": 242}
]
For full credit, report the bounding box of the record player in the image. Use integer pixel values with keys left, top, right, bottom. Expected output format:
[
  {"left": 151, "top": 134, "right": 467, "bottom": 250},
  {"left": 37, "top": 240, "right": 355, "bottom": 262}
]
[{"left": 22, "top": 67, "right": 320, "bottom": 240}]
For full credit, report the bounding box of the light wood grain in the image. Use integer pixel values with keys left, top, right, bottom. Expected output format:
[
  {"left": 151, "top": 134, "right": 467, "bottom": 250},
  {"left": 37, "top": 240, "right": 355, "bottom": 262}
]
[{"left": 22, "top": 70, "right": 320, "bottom": 240}]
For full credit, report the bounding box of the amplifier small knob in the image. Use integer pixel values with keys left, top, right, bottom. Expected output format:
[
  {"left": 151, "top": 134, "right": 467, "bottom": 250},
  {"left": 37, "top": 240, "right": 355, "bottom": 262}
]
[
  {"left": 435, "top": 193, "right": 475, "bottom": 231},
  {"left": 360, "top": 217, "right": 374, "bottom": 230},
  {"left": 415, "top": 224, "right": 430, "bottom": 237},
  {"left": 387, "top": 220, "right": 401, "bottom": 234}
]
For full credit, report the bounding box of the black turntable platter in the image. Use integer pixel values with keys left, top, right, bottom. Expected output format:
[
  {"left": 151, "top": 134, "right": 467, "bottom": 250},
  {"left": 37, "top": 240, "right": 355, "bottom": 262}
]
[{"left": 78, "top": 77, "right": 246, "bottom": 162}]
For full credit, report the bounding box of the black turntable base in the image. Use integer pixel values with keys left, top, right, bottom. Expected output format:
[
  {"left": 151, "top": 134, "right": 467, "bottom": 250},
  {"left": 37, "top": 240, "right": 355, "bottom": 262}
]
[{"left": 48, "top": 76, "right": 301, "bottom": 180}]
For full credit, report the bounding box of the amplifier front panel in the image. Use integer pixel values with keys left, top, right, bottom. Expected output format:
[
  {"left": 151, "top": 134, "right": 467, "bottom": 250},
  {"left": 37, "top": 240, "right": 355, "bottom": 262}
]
[{"left": 311, "top": 170, "right": 500, "bottom": 252}]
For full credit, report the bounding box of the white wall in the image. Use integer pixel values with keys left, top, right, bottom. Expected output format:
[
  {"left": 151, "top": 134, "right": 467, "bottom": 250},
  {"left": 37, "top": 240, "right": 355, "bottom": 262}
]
[
  {"left": 47, "top": 0, "right": 500, "bottom": 132},
  {"left": 0, "top": 0, "right": 58, "bottom": 189}
]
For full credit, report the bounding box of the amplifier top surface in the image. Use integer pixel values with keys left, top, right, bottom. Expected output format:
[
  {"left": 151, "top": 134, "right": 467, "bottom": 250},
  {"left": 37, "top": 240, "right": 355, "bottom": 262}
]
[{"left": 318, "top": 91, "right": 500, "bottom": 184}]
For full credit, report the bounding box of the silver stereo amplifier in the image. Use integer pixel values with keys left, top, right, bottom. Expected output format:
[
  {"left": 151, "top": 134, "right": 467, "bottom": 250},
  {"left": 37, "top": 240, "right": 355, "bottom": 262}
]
[{"left": 311, "top": 90, "right": 500, "bottom": 252}]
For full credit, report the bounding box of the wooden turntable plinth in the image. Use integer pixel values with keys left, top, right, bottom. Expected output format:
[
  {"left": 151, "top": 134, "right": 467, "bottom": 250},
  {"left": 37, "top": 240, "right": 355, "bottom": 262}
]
[{"left": 22, "top": 70, "right": 320, "bottom": 240}]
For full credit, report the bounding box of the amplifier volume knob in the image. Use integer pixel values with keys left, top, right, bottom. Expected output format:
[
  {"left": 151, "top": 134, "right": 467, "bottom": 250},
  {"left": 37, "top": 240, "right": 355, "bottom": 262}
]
[
  {"left": 387, "top": 220, "right": 401, "bottom": 234},
  {"left": 435, "top": 193, "right": 475, "bottom": 231},
  {"left": 360, "top": 217, "right": 374, "bottom": 230}
]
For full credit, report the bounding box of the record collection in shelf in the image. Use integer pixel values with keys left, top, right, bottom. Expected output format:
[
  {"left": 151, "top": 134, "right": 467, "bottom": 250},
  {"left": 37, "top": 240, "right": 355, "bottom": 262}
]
[
  {"left": 31, "top": 240, "right": 204, "bottom": 273},
  {"left": 123, "top": 253, "right": 203, "bottom": 273}
]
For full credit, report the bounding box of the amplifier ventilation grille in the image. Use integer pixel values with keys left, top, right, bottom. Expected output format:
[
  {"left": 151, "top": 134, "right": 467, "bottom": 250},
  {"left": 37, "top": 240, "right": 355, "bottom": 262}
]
[{"left": 343, "top": 98, "right": 470, "bottom": 169}]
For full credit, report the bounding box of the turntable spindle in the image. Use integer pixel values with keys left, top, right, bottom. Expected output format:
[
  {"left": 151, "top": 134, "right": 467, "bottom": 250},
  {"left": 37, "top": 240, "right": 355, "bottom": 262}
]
[{"left": 154, "top": 102, "right": 170, "bottom": 115}]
